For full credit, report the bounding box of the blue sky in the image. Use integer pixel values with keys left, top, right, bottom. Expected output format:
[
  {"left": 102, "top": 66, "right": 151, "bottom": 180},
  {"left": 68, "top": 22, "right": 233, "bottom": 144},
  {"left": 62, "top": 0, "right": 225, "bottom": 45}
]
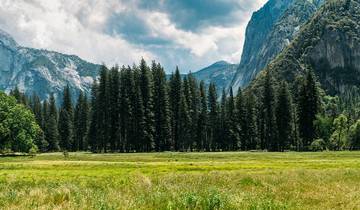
[{"left": 0, "top": 0, "right": 267, "bottom": 73}]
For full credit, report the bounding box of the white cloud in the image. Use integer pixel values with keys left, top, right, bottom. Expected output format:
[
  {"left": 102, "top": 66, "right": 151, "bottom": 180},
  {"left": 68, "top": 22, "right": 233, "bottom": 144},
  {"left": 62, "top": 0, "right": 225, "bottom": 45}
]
[
  {"left": 0, "top": 0, "right": 155, "bottom": 66},
  {"left": 0, "top": 0, "right": 267, "bottom": 71}
]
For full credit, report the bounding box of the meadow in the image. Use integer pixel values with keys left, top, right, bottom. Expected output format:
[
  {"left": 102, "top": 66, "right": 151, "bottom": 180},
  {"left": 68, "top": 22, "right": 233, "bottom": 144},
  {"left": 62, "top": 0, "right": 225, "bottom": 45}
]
[{"left": 1, "top": 152, "right": 360, "bottom": 209}]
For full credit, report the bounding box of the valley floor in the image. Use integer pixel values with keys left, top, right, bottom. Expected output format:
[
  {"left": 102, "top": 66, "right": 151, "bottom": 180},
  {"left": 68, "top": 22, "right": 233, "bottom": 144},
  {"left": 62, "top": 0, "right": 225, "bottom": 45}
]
[{"left": 1, "top": 152, "right": 360, "bottom": 209}]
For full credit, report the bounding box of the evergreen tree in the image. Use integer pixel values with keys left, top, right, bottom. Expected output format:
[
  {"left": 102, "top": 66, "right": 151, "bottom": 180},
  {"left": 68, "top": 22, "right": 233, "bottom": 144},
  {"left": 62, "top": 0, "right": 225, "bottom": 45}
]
[
  {"left": 152, "top": 62, "right": 171, "bottom": 151},
  {"left": 139, "top": 59, "right": 155, "bottom": 151},
  {"left": 169, "top": 67, "right": 182, "bottom": 151},
  {"left": 74, "top": 91, "right": 89, "bottom": 151},
  {"left": 227, "top": 87, "right": 239, "bottom": 151},
  {"left": 276, "top": 81, "right": 293, "bottom": 151},
  {"left": 244, "top": 93, "right": 258, "bottom": 150},
  {"left": 197, "top": 81, "right": 208, "bottom": 151},
  {"left": 109, "top": 66, "right": 121, "bottom": 151},
  {"left": 262, "top": 71, "right": 277, "bottom": 151},
  {"left": 219, "top": 89, "right": 228, "bottom": 150},
  {"left": 208, "top": 83, "right": 218, "bottom": 151},
  {"left": 30, "top": 92, "right": 43, "bottom": 127},
  {"left": 58, "top": 85, "right": 74, "bottom": 151},
  {"left": 179, "top": 77, "right": 191, "bottom": 151},
  {"left": 119, "top": 66, "right": 134, "bottom": 152},
  {"left": 298, "top": 70, "right": 319, "bottom": 150},
  {"left": 88, "top": 81, "right": 99, "bottom": 152},
  {"left": 131, "top": 66, "right": 146, "bottom": 152},
  {"left": 235, "top": 88, "right": 246, "bottom": 150},
  {"left": 97, "top": 65, "right": 110, "bottom": 152},
  {"left": 188, "top": 73, "right": 200, "bottom": 150},
  {"left": 47, "top": 94, "right": 60, "bottom": 151}
]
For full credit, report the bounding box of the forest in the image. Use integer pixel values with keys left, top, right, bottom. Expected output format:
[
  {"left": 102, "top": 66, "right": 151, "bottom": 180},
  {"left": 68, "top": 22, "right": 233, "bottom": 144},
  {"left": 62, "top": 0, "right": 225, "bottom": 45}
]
[{"left": 1, "top": 59, "right": 360, "bottom": 153}]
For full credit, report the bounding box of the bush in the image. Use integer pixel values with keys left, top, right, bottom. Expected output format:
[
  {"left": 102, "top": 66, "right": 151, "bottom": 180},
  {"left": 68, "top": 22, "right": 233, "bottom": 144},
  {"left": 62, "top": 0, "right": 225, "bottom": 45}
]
[{"left": 310, "top": 139, "right": 327, "bottom": 151}]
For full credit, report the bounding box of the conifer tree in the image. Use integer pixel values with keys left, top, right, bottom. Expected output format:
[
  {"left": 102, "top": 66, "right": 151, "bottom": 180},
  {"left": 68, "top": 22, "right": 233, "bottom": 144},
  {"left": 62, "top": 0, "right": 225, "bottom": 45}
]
[
  {"left": 109, "top": 66, "right": 121, "bottom": 151},
  {"left": 58, "top": 85, "right": 74, "bottom": 151},
  {"left": 47, "top": 94, "right": 60, "bottom": 151},
  {"left": 131, "top": 66, "right": 146, "bottom": 151},
  {"left": 152, "top": 62, "right": 171, "bottom": 151},
  {"left": 187, "top": 73, "right": 200, "bottom": 150},
  {"left": 276, "top": 81, "right": 293, "bottom": 151},
  {"left": 169, "top": 67, "right": 182, "bottom": 150},
  {"left": 298, "top": 70, "right": 319, "bottom": 150},
  {"left": 179, "top": 77, "right": 191, "bottom": 151},
  {"left": 219, "top": 89, "right": 228, "bottom": 150},
  {"left": 244, "top": 93, "right": 258, "bottom": 150},
  {"left": 227, "top": 87, "right": 239, "bottom": 151},
  {"left": 88, "top": 81, "right": 99, "bottom": 152},
  {"left": 119, "top": 66, "right": 134, "bottom": 152},
  {"left": 262, "top": 71, "right": 277, "bottom": 151},
  {"left": 235, "top": 88, "right": 246, "bottom": 150},
  {"left": 208, "top": 83, "right": 218, "bottom": 151},
  {"left": 74, "top": 91, "right": 89, "bottom": 151},
  {"left": 197, "top": 81, "right": 208, "bottom": 151},
  {"left": 139, "top": 59, "right": 155, "bottom": 151},
  {"left": 30, "top": 92, "right": 43, "bottom": 127},
  {"left": 97, "top": 65, "right": 110, "bottom": 152}
]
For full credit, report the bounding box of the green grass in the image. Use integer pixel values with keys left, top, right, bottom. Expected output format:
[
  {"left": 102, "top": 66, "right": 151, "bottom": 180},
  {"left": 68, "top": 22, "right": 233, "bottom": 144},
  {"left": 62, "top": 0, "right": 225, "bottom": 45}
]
[{"left": 1, "top": 152, "right": 360, "bottom": 209}]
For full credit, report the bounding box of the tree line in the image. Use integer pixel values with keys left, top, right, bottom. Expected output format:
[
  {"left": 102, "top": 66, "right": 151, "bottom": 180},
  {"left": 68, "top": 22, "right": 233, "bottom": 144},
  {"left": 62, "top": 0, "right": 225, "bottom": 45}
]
[{"left": 7, "top": 59, "right": 360, "bottom": 153}]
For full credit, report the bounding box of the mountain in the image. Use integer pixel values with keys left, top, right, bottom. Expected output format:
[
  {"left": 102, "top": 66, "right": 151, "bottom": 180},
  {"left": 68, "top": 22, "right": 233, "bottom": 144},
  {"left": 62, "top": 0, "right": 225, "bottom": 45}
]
[
  {"left": 192, "top": 61, "right": 238, "bottom": 92},
  {"left": 0, "top": 29, "right": 100, "bottom": 101},
  {"left": 231, "top": 0, "right": 324, "bottom": 92},
  {"left": 248, "top": 0, "right": 360, "bottom": 96}
]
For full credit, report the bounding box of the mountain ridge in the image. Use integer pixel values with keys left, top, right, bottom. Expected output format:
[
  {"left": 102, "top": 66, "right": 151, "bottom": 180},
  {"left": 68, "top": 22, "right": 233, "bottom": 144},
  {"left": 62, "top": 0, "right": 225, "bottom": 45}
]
[
  {"left": 0, "top": 29, "right": 100, "bottom": 101},
  {"left": 247, "top": 0, "right": 360, "bottom": 96},
  {"left": 231, "top": 0, "right": 324, "bottom": 92}
]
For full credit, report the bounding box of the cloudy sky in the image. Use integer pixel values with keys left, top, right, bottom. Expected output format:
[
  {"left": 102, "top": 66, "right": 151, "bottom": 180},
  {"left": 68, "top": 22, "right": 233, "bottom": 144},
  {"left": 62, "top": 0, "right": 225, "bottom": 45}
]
[{"left": 0, "top": 0, "right": 267, "bottom": 73}]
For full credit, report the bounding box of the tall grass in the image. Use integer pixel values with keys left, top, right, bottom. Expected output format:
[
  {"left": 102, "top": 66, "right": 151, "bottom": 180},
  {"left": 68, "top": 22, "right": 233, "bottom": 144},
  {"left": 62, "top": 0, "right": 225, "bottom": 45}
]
[{"left": 0, "top": 152, "right": 360, "bottom": 209}]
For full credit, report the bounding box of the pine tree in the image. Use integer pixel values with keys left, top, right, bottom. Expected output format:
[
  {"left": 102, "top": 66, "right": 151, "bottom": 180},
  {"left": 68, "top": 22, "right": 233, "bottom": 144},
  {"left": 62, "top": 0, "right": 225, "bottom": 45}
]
[
  {"left": 30, "top": 92, "right": 43, "bottom": 126},
  {"left": 74, "top": 91, "right": 89, "bottom": 151},
  {"left": 47, "top": 94, "right": 60, "bottom": 151},
  {"left": 227, "top": 87, "right": 239, "bottom": 151},
  {"left": 235, "top": 88, "right": 246, "bottom": 150},
  {"left": 197, "top": 81, "right": 208, "bottom": 151},
  {"left": 219, "top": 89, "right": 228, "bottom": 150},
  {"left": 131, "top": 66, "right": 146, "bottom": 152},
  {"left": 139, "top": 59, "right": 155, "bottom": 151},
  {"left": 109, "top": 66, "right": 121, "bottom": 151},
  {"left": 119, "top": 66, "right": 134, "bottom": 152},
  {"left": 208, "top": 83, "right": 218, "bottom": 151},
  {"left": 152, "top": 62, "right": 172, "bottom": 151},
  {"left": 276, "top": 81, "right": 293, "bottom": 151},
  {"left": 58, "top": 85, "right": 74, "bottom": 151},
  {"left": 169, "top": 67, "right": 182, "bottom": 151},
  {"left": 97, "top": 65, "right": 110, "bottom": 152},
  {"left": 187, "top": 73, "right": 200, "bottom": 150},
  {"left": 244, "top": 93, "right": 258, "bottom": 150},
  {"left": 298, "top": 70, "right": 319, "bottom": 150},
  {"left": 262, "top": 71, "right": 277, "bottom": 151},
  {"left": 179, "top": 77, "right": 191, "bottom": 151},
  {"left": 88, "top": 81, "right": 99, "bottom": 152}
]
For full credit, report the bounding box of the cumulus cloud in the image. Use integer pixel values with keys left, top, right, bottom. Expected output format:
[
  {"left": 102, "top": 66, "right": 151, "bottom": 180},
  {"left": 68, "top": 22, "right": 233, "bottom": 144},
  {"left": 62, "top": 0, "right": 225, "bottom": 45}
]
[{"left": 0, "top": 0, "right": 267, "bottom": 72}]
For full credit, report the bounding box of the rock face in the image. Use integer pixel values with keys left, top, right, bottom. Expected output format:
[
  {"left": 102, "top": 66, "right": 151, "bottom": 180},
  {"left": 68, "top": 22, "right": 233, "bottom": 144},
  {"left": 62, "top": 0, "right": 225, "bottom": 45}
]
[
  {"left": 0, "top": 29, "right": 100, "bottom": 101},
  {"left": 249, "top": 0, "right": 360, "bottom": 96},
  {"left": 231, "top": 0, "right": 324, "bottom": 92},
  {"left": 192, "top": 61, "right": 238, "bottom": 93}
]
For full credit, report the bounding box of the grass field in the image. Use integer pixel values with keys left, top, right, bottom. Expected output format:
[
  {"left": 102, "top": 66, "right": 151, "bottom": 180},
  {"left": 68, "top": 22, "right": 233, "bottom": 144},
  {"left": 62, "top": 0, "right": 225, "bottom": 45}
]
[{"left": 1, "top": 152, "right": 360, "bottom": 209}]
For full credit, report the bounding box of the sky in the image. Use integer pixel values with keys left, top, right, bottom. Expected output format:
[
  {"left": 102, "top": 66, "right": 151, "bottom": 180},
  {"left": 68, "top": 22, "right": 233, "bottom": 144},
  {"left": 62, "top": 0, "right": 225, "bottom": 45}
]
[{"left": 0, "top": 0, "right": 267, "bottom": 73}]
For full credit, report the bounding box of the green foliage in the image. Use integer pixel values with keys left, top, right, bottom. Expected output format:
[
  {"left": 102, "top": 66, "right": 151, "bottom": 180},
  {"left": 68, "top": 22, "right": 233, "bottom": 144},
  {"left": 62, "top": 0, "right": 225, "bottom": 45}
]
[
  {"left": 310, "top": 139, "right": 327, "bottom": 151},
  {"left": 348, "top": 120, "right": 360, "bottom": 150},
  {"left": 0, "top": 91, "right": 40, "bottom": 153},
  {"left": 329, "top": 114, "right": 349, "bottom": 150}
]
